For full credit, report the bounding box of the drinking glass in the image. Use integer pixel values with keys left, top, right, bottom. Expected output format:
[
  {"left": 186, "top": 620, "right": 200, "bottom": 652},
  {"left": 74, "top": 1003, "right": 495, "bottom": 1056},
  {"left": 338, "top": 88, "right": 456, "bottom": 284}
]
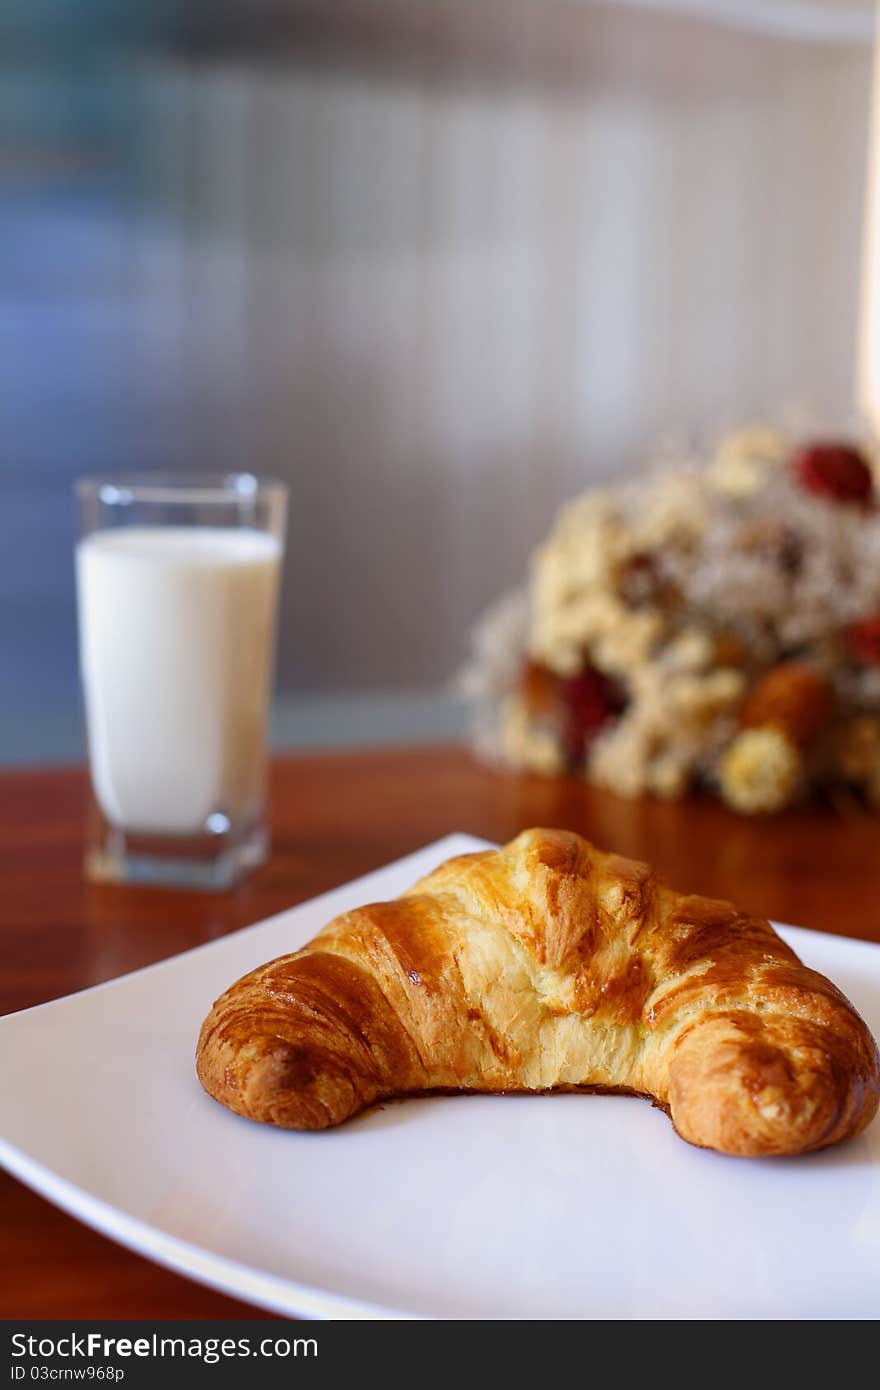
[{"left": 75, "top": 474, "right": 288, "bottom": 889}]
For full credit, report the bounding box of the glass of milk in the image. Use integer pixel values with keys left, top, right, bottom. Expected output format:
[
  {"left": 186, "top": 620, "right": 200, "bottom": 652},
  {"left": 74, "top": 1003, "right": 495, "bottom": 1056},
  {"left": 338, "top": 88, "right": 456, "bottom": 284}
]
[{"left": 75, "top": 474, "right": 287, "bottom": 889}]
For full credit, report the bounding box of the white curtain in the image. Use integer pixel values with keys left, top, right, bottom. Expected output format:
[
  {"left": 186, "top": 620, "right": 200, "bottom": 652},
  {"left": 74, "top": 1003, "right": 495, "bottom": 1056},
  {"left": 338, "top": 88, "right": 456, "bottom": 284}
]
[{"left": 128, "top": 1, "right": 873, "bottom": 689}]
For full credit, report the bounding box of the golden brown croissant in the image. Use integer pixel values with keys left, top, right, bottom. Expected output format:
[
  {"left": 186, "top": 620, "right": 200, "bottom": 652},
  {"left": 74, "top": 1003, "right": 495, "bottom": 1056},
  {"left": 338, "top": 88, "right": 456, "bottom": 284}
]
[{"left": 196, "top": 829, "right": 880, "bottom": 1156}]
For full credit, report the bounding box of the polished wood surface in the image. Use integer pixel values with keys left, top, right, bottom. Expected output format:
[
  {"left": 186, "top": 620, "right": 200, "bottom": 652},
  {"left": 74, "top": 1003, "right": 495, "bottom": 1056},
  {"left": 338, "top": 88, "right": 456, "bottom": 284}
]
[{"left": 2, "top": 746, "right": 879, "bottom": 1317}]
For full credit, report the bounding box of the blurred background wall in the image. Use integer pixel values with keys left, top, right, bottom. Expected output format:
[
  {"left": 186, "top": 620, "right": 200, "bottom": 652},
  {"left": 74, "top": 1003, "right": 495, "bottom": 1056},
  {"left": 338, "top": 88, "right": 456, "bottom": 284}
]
[{"left": 2, "top": 0, "right": 875, "bottom": 760}]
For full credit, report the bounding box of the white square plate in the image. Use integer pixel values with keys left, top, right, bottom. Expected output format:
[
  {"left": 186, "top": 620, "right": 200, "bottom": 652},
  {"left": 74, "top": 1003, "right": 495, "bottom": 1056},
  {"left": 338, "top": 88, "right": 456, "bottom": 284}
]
[{"left": 1, "top": 833, "right": 879, "bottom": 1320}]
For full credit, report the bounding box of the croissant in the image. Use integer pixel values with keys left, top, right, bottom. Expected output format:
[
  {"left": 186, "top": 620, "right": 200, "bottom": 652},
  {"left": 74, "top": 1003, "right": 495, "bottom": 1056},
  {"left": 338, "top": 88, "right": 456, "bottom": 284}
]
[{"left": 197, "top": 828, "right": 880, "bottom": 1156}]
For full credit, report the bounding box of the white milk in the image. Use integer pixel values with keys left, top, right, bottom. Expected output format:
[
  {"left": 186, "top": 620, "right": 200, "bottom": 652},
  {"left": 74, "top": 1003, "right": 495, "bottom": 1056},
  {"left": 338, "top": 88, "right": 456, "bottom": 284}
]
[{"left": 77, "top": 527, "right": 282, "bottom": 835}]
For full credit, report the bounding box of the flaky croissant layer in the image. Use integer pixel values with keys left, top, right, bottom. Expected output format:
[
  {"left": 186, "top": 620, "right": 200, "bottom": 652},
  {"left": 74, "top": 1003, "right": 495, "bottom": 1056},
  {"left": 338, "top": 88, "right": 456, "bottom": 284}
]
[{"left": 197, "top": 829, "right": 880, "bottom": 1156}]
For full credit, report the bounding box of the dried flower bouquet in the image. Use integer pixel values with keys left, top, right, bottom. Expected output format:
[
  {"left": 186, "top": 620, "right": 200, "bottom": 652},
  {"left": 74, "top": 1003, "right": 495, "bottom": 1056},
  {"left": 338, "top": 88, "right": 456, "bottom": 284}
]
[{"left": 461, "top": 428, "right": 880, "bottom": 813}]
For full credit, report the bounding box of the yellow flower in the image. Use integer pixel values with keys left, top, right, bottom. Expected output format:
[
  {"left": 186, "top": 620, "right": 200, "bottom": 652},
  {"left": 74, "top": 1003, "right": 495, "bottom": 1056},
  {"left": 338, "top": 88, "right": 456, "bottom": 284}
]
[
  {"left": 709, "top": 424, "right": 789, "bottom": 497},
  {"left": 718, "top": 727, "right": 801, "bottom": 814},
  {"left": 630, "top": 470, "right": 708, "bottom": 549},
  {"left": 665, "top": 627, "right": 715, "bottom": 673}
]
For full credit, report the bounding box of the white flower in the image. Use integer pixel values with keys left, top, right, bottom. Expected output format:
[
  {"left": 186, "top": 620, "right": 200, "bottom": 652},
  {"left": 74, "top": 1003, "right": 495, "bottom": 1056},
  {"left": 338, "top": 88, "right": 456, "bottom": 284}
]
[
  {"left": 718, "top": 729, "right": 801, "bottom": 814},
  {"left": 498, "top": 696, "right": 564, "bottom": 775},
  {"left": 458, "top": 588, "right": 529, "bottom": 707}
]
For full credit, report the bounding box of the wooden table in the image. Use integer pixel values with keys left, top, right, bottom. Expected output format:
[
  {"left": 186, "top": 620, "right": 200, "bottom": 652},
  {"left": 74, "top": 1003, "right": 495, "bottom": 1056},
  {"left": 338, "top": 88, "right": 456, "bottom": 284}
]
[{"left": 3, "top": 746, "right": 879, "bottom": 1318}]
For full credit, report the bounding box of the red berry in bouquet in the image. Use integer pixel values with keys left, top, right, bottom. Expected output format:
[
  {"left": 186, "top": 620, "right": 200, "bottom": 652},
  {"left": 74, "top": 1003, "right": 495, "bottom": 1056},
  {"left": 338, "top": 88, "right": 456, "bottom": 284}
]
[
  {"left": 849, "top": 615, "right": 880, "bottom": 666},
  {"left": 559, "top": 666, "right": 621, "bottom": 766},
  {"left": 792, "top": 442, "right": 873, "bottom": 507}
]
